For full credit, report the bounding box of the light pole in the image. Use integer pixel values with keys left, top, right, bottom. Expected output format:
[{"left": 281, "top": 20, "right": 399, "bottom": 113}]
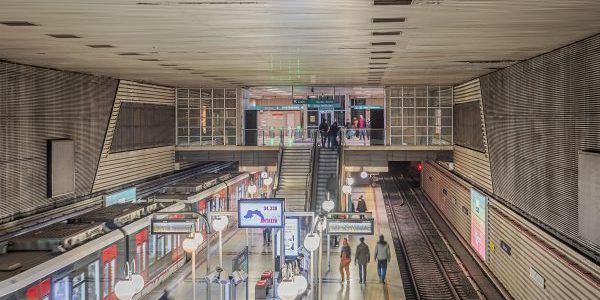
[
  {"left": 115, "top": 261, "right": 144, "bottom": 300},
  {"left": 321, "top": 198, "right": 335, "bottom": 272},
  {"left": 342, "top": 185, "right": 352, "bottom": 213},
  {"left": 182, "top": 232, "right": 205, "bottom": 300},
  {"left": 212, "top": 216, "right": 228, "bottom": 300}
]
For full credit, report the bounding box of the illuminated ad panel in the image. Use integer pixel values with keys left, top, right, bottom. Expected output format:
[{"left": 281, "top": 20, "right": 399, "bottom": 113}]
[
  {"left": 470, "top": 188, "right": 487, "bottom": 260},
  {"left": 238, "top": 198, "right": 284, "bottom": 228}
]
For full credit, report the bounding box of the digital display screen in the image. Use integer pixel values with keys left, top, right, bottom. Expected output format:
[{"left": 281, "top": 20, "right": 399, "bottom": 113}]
[
  {"left": 327, "top": 219, "right": 374, "bottom": 235},
  {"left": 237, "top": 198, "right": 284, "bottom": 228},
  {"left": 470, "top": 188, "right": 487, "bottom": 260},
  {"left": 151, "top": 219, "right": 197, "bottom": 234},
  {"left": 276, "top": 217, "right": 299, "bottom": 257}
]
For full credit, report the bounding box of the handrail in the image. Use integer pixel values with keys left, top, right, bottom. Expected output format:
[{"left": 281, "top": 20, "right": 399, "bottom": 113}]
[
  {"left": 273, "top": 130, "right": 285, "bottom": 194},
  {"left": 336, "top": 131, "right": 344, "bottom": 212},
  {"left": 305, "top": 130, "right": 318, "bottom": 211}
]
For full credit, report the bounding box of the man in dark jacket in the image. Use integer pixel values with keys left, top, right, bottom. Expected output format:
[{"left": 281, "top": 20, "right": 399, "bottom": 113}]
[
  {"left": 356, "top": 196, "right": 367, "bottom": 219},
  {"left": 328, "top": 121, "right": 339, "bottom": 149},
  {"left": 318, "top": 120, "right": 329, "bottom": 148},
  {"left": 355, "top": 237, "right": 370, "bottom": 284},
  {"left": 374, "top": 235, "right": 391, "bottom": 283}
]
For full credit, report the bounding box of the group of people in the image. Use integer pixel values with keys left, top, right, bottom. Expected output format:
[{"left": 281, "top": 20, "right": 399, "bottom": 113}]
[
  {"left": 339, "top": 235, "right": 391, "bottom": 284},
  {"left": 345, "top": 114, "right": 367, "bottom": 141},
  {"left": 318, "top": 119, "right": 340, "bottom": 149}
]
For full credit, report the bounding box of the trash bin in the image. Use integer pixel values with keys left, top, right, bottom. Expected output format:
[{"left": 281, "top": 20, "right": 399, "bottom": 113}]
[{"left": 255, "top": 279, "right": 269, "bottom": 299}]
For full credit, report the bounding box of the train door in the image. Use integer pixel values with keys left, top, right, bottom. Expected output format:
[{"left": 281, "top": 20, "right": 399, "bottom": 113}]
[
  {"left": 135, "top": 229, "right": 148, "bottom": 281},
  {"left": 52, "top": 268, "right": 71, "bottom": 300},
  {"left": 101, "top": 244, "right": 117, "bottom": 300},
  {"left": 87, "top": 260, "right": 101, "bottom": 300},
  {"left": 26, "top": 278, "right": 51, "bottom": 300},
  {"left": 71, "top": 271, "right": 86, "bottom": 300}
]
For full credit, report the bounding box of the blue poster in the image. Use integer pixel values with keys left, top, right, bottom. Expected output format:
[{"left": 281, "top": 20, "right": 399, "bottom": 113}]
[{"left": 105, "top": 187, "right": 136, "bottom": 206}]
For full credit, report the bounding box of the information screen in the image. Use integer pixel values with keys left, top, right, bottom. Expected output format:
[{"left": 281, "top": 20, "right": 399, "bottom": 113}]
[
  {"left": 276, "top": 217, "right": 300, "bottom": 257},
  {"left": 470, "top": 188, "right": 487, "bottom": 260},
  {"left": 327, "top": 219, "right": 374, "bottom": 235},
  {"left": 238, "top": 198, "right": 284, "bottom": 228},
  {"left": 105, "top": 187, "right": 136, "bottom": 207},
  {"left": 151, "top": 219, "right": 197, "bottom": 234}
]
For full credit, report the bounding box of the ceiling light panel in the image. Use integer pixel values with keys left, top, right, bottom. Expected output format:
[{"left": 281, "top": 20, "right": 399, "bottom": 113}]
[
  {"left": 46, "top": 34, "right": 81, "bottom": 38},
  {"left": 1, "top": 21, "right": 38, "bottom": 26},
  {"left": 372, "top": 17, "right": 406, "bottom": 23}
]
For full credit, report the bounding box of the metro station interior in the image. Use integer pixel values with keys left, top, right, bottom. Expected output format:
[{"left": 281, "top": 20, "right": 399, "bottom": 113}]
[{"left": 0, "top": 1, "right": 599, "bottom": 300}]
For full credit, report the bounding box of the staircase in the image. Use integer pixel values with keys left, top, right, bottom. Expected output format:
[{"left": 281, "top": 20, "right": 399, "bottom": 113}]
[
  {"left": 276, "top": 147, "right": 312, "bottom": 212},
  {"left": 314, "top": 148, "right": 339, "bottom": 214}
]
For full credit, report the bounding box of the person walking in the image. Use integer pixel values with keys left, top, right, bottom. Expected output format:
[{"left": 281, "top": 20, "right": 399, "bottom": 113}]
[
  {"left": 328, "top": 121, "right": 339, "bottom": 149},
  {"left": 358, "top": 115, "right": 366, "bottom": 141},
  {"left": 374, "top": 235, "right": 391, "bottom": 283},
  {"left": 339, "top": 238, "right": 352, "bottom": 283},
  {"left": 355, "top": 237, "right": 370, "bottom": 284},
  {"left": 263, "top": 227, "right": 272, "bottom": 246},
  {"left": 356, "top": 195, "right": 367, "bottom": 219},
  {"left": 319, "top": 119, "right": 329, "bottom": 148}
]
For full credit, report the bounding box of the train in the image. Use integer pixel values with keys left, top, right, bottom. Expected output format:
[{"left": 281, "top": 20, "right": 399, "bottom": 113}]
[{"left": 0, "top": 171, "right": 253, "bottom": 300}]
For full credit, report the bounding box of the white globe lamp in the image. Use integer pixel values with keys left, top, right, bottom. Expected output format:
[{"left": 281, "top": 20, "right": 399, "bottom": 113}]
[
  {"left": 182, "top": 234, "right": 204, "bottom": 253},
  {"left": 360, "top": 171, "right": 368, "bottom": 179},
  {"left": 263, "top": 177, "right": 273, "bottom": 186},
  {"left": 131, "top": 274, "right": 145, "bottom": 294},
  {"left": 277, "top": 280, "right": 298, "bottom": 300},
  {"left": 322, "top": 200, "right": 335, "bottom": 213},
  {"left": 346, "top": 177, "right": 354, "bottom": 186},
  {"left": 303, "top": 233, "right": 320, "bottom": 251},
  {"left": 342, "top": 185, "right": 352, "bottom": 195},
  {"left": 261, "top": 171, "right": 269, "bottom": 179},
  {"left": 317, "top": 218, "right": 327, "bottom": 232},
  {"left": 212, "top": 216, "right": 229, "bottom": 232},
  {"left": 294, "top": 275, "right": 308, "bottom": 294},
  {"left": 115, "top": 279, "right": 135, "bottom": 300}
]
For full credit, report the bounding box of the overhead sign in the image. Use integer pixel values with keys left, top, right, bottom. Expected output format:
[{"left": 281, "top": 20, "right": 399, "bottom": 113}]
[
  {"left": 470, "top": 188, "right": 487, "bottom": 261},
  {"left": 151, "top": 218, "right": 198, "bottom": 234},
  {"left": 238, "top": 198, "right": 284, "bottom": 228},
  {"left": 351, "top": 105, "right": 384, "bottom": 110},
  {"left": 293, "top": 99, "right": 341, "bottom": 109},
  {"left": 105, "top": 187, "right": 136, "bottom": 207},
  {"left": 247, "top": 105, "right": 304, "bottom": 111},
  {"left": 327, "top": 219, "right": 374, "bottom": 235}
]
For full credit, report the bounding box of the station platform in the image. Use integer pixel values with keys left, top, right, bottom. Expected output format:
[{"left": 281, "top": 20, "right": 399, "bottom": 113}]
[{"left": 144, "top": 186, "right": 405, "bottom": 300}]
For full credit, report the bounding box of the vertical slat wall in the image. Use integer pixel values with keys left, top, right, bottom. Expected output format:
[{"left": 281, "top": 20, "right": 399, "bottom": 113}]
[
  {"left": 0, "top": 61, "right": 117, "bottom": 222},
  {"left": 92, "top": 81, "right": 176, "bottom": 192},
  {"left": 423, "top": 163, "right": 600, "bottom": 300},
  {"left": 452, "top": 79, "right": 494, "bottom": 192},
  {"left": 480, "top": 33, "right": 600, "bottom": 252}
]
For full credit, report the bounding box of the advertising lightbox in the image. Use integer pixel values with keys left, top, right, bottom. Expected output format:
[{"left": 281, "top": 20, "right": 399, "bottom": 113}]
[
  {"left": 470, "top": 188, "right": 487, "bottom": 260},
  {"left": 237, "top": 198, "right": 284, "bottom": 228},
  {"left": 276, "top": 217, "right": 300, "bottom": 257}
]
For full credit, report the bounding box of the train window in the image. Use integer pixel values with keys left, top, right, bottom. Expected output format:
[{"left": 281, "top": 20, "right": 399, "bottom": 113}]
[
  {"left": 157, "top": 236, "right": 165, "bottom": 258},
  {"left": 136, "top": 244, "right": 142, "bottom": 273},
  {"left": 141, "top": 242, "right": 147, "bottom": 271},
  {"left": 72, "top": 273, "right": 86, "bottom": 300},
  {"left": 110, "top": 259, "right": 116, "bottom": 293},
  {"left": 149, "top": 235, "right": 156, "bottom": 264},
  {"left": 103, "top": 263, "right": 109, "bottom": 297},
  {"left": 87, "top": 261, "right": 100, "bottom": 300},
  {"left": 53, "top": 276, "right": 70, "bottom": 300},
  {"left": 165, "top": 235, "right": 172, "bottom": 253}
]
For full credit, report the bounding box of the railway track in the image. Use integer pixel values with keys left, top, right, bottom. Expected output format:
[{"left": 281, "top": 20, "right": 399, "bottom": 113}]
[{"left": 382, "top": 173, "right": 480, "bottom": 300}]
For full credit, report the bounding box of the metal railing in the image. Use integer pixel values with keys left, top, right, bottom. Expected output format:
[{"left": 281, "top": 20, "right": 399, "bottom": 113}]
[
  {"left": 273, "top": 131, "right": 285, "bottom": 193},
  {"left": 305, "top": 130, "right": 318, "bottom": 211},
  {"left": 243, "top": 128, "right": 314, "bottom": 146},
  {"left": 340, "top": 128, "right": 386, "bottom": 146}
]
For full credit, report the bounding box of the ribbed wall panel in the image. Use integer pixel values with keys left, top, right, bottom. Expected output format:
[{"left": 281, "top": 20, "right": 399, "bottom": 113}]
[
  {"left": 453, "top": 146, "right": 493, "bottom": 192},
  {"left": 453, "top": 79, "right": 481, "bottom": 104},
  {"left": 480, "top": 33, "right": 600, "bottom": 251},
  {"left": 92, "top": 81, "right": 176, "bottom": 192},
  {"left": 422, "top": 163, "right": 600, "bottom": 300},
  {"left": 0, "top": 61, "right": 117, "bottom": 222}
]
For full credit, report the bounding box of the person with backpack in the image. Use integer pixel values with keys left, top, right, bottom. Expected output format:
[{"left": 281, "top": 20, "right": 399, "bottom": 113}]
[
  {"left": 355, "top": 237, "right": 370, "bottom": 284},
  {"left": 356, "top": 195, "right": 367, "bottom": 219},
  {"left": 318, "top": 120, "right": 329, "bottom": 148},
  {"left": 374, "top": 235, "right": 391, "bottom": 283}
]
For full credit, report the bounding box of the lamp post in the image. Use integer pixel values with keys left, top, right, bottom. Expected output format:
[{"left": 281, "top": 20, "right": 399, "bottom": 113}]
[
  {"left": 115, "top": 261, "right": 144, "bottom": 300},
  {"left": 212, "top": 216, "right": 228, "bottom": 300},
  {"left": 342, "top": 185, "right": 352, "bottom": 213},
  {"left": 321, "top": 199, "right": 335, "bottom": 272},
  {"left": 183, "top": 232, "right": 204, "bottom": 300},
  {"left": 304, "top": 232, "right": 320, "bottom": 297},
  {"left": 360, "top": 171, "right": 368, "bottom": 179}
]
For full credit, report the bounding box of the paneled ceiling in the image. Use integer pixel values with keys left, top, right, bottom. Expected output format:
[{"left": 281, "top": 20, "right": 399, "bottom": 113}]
[{"left": 1, "top": 0, "right": 599, "bottom": 87}]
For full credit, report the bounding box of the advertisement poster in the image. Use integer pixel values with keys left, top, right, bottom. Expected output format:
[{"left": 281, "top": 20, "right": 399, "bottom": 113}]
[
  {"left": 238, "top": 198, "right": 284, "bottom": 228},
  {"left": 105, "top": 187, "right": 136, "bottom": 207},
  {"left": 276, "top": 217, "right": 299, "bottom": 257},
  {"left": 470, "top": 188, "right": 487, "bottom": 260}
]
